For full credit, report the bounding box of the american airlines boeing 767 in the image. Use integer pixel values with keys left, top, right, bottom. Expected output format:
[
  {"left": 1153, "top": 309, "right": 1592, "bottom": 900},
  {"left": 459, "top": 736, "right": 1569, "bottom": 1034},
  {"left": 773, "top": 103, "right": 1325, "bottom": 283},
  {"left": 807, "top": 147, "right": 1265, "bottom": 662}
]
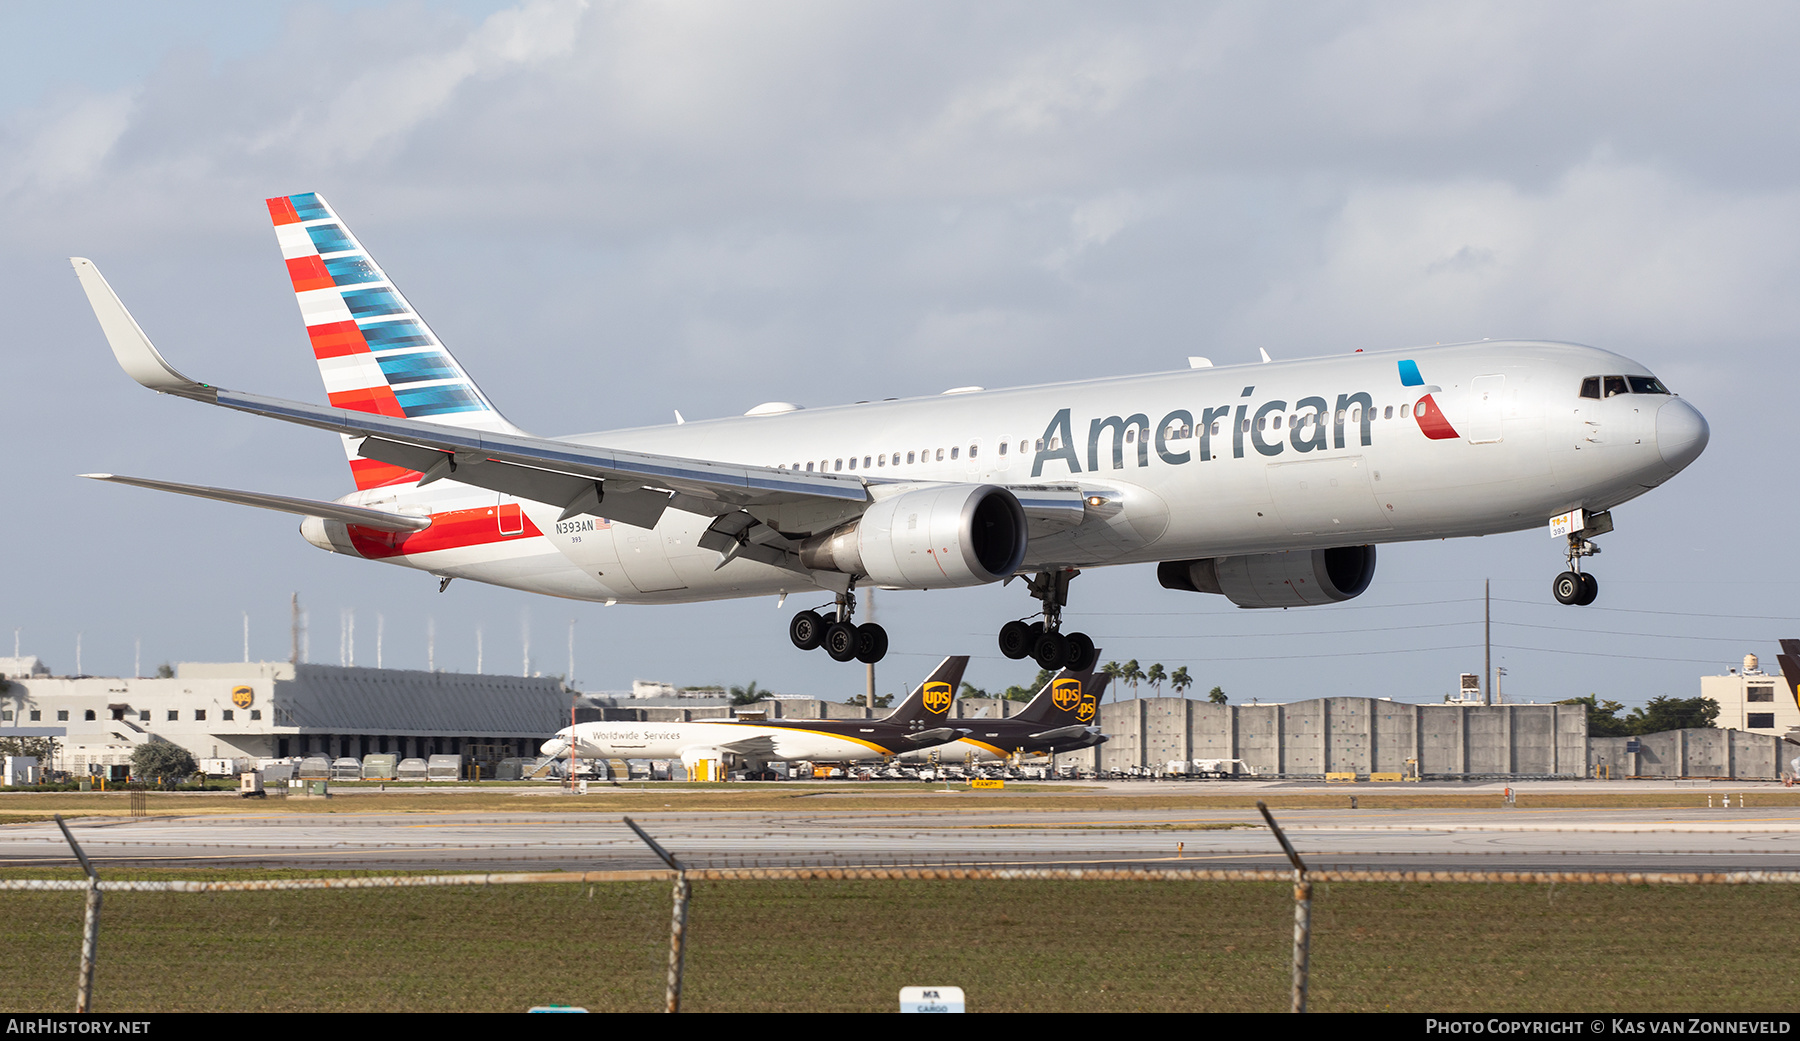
[{"left": 73, "top": 193, "right": 1709, "bottom": 670}]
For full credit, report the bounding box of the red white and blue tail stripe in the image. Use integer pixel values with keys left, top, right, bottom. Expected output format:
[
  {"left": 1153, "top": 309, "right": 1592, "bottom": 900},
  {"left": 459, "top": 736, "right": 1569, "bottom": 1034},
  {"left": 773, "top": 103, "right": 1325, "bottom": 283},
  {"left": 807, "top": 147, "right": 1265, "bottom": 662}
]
[{"left": 267, "top": 192, "right": 521, "bottom": 488}]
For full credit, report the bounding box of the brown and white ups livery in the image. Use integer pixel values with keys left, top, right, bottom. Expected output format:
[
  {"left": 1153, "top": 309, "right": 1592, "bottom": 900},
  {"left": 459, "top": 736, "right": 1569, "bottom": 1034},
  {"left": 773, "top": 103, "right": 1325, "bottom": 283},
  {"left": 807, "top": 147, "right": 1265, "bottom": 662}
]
[
  {"left": 540, "top": 656, "right": 970, "bottom": 773},
  {"left": 900, "top": 661, "right": 1109, "bottom": 765}
]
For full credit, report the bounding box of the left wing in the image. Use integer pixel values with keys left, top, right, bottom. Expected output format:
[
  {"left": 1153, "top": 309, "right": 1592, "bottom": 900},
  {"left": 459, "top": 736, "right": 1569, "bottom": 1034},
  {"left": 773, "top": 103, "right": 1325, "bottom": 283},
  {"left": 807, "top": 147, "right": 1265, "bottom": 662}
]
[{"left": 73, "top": 257, "right": 871, "bottom": 571}]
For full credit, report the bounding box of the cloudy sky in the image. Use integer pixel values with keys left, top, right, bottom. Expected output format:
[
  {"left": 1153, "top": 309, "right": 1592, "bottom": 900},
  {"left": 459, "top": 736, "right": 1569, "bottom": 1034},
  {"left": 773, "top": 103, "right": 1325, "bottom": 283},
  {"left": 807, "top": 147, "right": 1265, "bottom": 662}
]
[{"left": 3, "top": 1, "right": 1794, "bottom": 706}]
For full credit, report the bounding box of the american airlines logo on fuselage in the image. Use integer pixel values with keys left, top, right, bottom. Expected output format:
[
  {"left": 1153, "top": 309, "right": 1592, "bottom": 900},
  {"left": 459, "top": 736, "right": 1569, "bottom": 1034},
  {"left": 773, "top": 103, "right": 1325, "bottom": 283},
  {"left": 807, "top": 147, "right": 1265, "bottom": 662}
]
[{"left": 1030, "top": 384, "right": 1378, "bottom": 478}]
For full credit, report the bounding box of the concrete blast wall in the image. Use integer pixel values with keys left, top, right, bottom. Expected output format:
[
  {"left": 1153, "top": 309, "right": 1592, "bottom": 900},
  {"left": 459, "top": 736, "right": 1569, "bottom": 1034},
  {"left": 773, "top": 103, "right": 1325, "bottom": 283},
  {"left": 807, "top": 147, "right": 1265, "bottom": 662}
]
[
  {"left": 1081, "top": 698, "right": 1588, "bottom": 778},
  {"left": 1589, "top": 728, "right": 1789, "bottom": 780}
]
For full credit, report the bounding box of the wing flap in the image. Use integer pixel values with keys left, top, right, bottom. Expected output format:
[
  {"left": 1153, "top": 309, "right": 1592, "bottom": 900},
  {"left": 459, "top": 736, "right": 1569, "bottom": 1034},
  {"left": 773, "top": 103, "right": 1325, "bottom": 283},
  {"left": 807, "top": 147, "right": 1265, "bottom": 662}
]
[{"left": 355, "top": 437, "right": 673, "bottom": 530}]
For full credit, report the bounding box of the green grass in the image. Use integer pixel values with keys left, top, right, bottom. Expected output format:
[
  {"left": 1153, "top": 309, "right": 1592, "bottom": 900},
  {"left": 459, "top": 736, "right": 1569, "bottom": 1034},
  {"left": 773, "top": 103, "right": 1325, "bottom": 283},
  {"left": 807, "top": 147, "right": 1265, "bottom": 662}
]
[{"left": 1, "top": 876, "right": 1794, "bottom": 1012}]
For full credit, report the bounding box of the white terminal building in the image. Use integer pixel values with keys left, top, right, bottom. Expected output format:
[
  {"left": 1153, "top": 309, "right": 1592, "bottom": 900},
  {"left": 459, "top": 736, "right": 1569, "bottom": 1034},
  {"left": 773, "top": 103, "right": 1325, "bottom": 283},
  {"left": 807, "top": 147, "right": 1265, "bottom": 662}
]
[
  {"left": 0, "top": 659, "right": 570, "bottom": 776},
  {"left": 1701, "top": 654, "right": 1800, "bottom": 737}
]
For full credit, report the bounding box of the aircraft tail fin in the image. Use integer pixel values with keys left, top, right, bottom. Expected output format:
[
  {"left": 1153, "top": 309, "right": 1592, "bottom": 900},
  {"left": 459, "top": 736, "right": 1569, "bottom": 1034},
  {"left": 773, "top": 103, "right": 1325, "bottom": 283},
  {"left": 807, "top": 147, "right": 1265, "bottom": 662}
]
[
  {"left": 266, "top": 192, "right": 523, "bottom": 489},
  {"left": 1777, "top": 651, "right": 1800, "bottom": 712},
  {"left": 881, "top": 656, "right": 969, "bottom": 727},
  {"left": 1011, "top": 655, "right": 1102, "bottom": 726}
]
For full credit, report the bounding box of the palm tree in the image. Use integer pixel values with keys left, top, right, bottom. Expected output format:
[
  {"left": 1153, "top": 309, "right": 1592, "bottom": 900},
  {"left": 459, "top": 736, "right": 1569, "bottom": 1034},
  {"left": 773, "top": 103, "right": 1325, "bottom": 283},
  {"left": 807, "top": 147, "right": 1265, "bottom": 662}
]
[
  {"left": 1170, "top": 667, "right": 1192, "bottom": 698},
  {"left": 1101, "top": 661, "right": 1123, "bottom": 702},
  {"left": 729, "top": 681, "right": 764, "bottom": 706},
  {"left": 1146, "top": 663, "right": 1167, "bottom": 697},
  {"left": 1208, "top": 686, "right": 1227, "bottom": 705},
  {"left": 1122, "top": 659, "right": 1144, "bottom": 699}
]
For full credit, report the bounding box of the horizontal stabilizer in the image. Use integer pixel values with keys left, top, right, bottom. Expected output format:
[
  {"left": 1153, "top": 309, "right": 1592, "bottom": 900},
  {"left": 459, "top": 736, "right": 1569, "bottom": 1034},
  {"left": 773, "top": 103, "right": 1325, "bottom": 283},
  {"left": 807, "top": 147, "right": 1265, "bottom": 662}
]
[
  {"left": 80, "top": 473, "right": 432, "bottom": 532},
  {"left": 899, "top": 727, "right": 962, "bottom": 746},
  {"left": 1026, "top": 724, "right": 1100, "bottom": 744}
]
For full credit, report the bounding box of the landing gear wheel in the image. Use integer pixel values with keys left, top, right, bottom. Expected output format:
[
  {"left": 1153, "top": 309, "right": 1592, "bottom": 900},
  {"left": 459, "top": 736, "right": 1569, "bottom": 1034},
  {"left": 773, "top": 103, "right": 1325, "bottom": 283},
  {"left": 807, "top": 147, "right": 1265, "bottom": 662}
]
[
  {"left": 1552, "top": 571, "right": 1583, "bottom": 606},
  {"left": 823, "top": 622, "right": 860, "bottom": 663},
  {"left": 998, "top": 620, "right": 1035, "bottom": 660},
  {"left": 1575, "top": 572, "right": 1598, "bottom": 606},
  {"left": 789, "top": 610, "right": 827, "bottom": 650},
  {"left": 854, "top": 623, "right": 889, "bottom": 664},
  {"left": 1032, "top": 630, "right": 1071, "bottom": 669},
  {"left": 1063, "top": 632, "right": 1097, "bottom": 672}
]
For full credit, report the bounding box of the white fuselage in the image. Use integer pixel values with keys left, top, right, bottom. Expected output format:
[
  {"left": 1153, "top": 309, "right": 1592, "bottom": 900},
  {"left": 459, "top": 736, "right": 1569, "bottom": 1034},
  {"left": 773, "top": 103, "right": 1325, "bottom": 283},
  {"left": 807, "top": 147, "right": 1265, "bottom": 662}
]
[
  {"left": 546, "top": 720, "right": 927, "bottom": 763},
  {"left": 315, "top": 341, "right": 1706, "bottom": 602}
]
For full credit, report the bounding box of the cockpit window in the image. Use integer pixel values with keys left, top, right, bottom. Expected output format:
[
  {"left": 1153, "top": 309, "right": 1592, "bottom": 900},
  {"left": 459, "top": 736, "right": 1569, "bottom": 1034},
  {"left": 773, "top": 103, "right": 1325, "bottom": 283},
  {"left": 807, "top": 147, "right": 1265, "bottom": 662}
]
[
  {"left": 1628, "top": 376, "right": 1669, "bottom": 395},
  {"left": 1580, "top": 377, "right": 1601, "bottom": 399},
  {"left": 1603, "top": 376, "right": 1629, "bottom": 397}
]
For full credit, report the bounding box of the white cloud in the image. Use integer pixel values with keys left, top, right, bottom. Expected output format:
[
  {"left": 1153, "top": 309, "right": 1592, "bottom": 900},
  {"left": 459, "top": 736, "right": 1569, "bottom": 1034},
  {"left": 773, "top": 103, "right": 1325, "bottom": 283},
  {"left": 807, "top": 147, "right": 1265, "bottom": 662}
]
[
  {"left": 0, "top": 88, "right": 133, "bottom": 194},
  {"left": 1226, "top": 158, "right": 1800, "bottom": 355}
]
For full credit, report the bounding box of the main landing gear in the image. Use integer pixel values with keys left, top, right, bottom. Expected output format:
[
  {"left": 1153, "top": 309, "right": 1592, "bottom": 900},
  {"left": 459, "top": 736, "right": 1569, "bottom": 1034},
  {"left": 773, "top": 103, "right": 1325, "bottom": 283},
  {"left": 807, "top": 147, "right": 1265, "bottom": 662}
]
[
  {"left": 1552, "top": 510, "right": 1611, "bottom": 607},
  {"left": 789, "top": 588, "right": 888, "bottom": 664},
  {"left": 997, "top": 569, "right": 1099, "bottom": 671}
]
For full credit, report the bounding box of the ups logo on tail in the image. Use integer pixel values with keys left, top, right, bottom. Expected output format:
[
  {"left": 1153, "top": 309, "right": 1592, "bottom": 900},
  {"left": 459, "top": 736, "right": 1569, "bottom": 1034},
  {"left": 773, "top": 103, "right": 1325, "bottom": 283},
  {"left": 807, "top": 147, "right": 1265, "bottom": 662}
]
[
  {"left": 1075, "top": 695, "right": 1096, "bottom": 724},
  {"left": 1052, "top": 678, "right": 1082, "bottom": 712},
  {"left": 923, "top": 682, "right": 953, "bottom": 715}
]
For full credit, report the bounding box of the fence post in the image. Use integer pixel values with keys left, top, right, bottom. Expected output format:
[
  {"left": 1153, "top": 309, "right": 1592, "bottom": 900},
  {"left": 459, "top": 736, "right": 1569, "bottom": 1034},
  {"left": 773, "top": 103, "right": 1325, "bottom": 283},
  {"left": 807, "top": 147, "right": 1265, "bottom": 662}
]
[
  {"left": 54, "top": 815, "right": 102, "bottom": 1013},
  {"left": 1257, "top": 802, "right": 1311, "bottom": 1013},
  {"left": 624, "top": 816, "right": 690, "bottom": 1013}
]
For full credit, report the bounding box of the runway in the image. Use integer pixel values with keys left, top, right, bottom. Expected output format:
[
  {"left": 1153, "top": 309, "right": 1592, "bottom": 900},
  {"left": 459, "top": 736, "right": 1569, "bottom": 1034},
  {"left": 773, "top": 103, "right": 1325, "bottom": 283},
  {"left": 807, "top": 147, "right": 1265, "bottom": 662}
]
[{"left": 6, "top": 802, "right": 1799, "bottom": 874}]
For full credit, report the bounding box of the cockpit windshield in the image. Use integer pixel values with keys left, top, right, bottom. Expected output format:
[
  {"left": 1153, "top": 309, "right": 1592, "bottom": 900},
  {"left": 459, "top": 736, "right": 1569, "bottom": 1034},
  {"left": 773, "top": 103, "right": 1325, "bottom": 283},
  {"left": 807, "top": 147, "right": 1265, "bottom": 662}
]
[{"left": 1581, "top": 374, "right": 1670, "bottom": 399}]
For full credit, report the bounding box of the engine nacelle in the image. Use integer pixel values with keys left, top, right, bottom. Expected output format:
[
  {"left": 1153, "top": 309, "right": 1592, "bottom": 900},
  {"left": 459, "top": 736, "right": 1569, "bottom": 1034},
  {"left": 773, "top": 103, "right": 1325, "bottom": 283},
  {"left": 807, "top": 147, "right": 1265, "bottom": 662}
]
[
  {"left": 799, "top": 484, "right": 1027, "bottom": 589},
  {"left": 1157, "top": 546, "right": 1376, "bottom": 608}
]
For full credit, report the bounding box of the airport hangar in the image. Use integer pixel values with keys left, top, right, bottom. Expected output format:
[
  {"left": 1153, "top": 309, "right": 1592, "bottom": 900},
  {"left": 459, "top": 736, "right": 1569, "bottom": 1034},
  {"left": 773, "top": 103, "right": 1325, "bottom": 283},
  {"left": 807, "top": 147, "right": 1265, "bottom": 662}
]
[{"left": 0, "top": 660, "right": 568, "bottom": 775}]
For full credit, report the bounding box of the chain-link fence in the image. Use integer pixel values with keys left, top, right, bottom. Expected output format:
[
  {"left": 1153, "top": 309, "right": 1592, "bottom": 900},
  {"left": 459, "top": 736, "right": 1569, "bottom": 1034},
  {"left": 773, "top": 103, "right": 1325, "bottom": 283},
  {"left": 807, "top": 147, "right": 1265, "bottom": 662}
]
[{"left": 5, "top": 810, "right": 1798, "bottom": 1013}]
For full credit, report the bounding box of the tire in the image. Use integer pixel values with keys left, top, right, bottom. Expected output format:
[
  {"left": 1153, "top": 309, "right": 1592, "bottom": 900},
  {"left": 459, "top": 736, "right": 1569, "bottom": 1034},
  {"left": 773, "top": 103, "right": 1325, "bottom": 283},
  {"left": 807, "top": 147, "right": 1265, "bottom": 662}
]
[
  {"left": 855, "top": 623, "right": 889, "bottom": 664},
  {"left": 1064, "top": 631, "right": 1097, "bottom": 672},
  {"left": 824, "top": 622, "right": 860, "bottom": 662},
  {"left": 1032, "top": 630, "right": 1070, "bottom": 669},
  {"left": 789, "top": 610, "right": 826, "bottom": 650},
  {"left": 998, "top": 620, "right": 1034, "bottom": 659},
  {"left": 1552, "top": 571, "right": 1583, "bottom": 606},
  {"left": 1575, "top": 572, "right": 1599, "bottom": 606}
]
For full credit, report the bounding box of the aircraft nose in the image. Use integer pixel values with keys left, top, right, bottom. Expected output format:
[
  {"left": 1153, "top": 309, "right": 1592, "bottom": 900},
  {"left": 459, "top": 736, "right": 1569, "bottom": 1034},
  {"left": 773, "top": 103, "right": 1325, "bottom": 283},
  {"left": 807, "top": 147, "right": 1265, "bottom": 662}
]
[
  {"left": 1655, "top": 397, "right": 1709, "bottom": 473},
  {"left": 540, "top": 737, "right": 569, "bottom": 758}
]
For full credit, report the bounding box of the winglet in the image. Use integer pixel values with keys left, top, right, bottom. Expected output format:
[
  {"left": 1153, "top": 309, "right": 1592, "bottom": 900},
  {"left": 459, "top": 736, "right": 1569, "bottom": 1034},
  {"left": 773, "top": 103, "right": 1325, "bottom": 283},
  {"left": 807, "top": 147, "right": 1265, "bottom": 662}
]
[{"left": 69, "top": 257, "right": 215, "bottom": 401}]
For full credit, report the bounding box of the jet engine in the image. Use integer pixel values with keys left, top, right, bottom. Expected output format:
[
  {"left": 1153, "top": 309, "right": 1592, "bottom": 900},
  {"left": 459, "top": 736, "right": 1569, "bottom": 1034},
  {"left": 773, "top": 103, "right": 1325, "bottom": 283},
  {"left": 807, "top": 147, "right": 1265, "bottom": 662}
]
[
  {"left": 799, "top": 484, "right": 1027, "bottom": 589},
  {"left": 1157, "top": 546, "right": 1376, "bottom": 608}
]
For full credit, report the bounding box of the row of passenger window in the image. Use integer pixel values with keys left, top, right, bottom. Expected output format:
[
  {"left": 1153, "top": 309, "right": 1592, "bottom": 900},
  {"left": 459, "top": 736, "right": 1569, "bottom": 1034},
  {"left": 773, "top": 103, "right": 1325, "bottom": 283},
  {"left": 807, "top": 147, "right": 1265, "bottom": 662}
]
[
  {"left": 1580, "top": 375, "right": 1670, "bottom": 399},
  {"left": 774, "top": 404, "right": 1409, "bottom": 472},
  {"left": 1, "top": 708, "right": 258, "bottom": 722}
]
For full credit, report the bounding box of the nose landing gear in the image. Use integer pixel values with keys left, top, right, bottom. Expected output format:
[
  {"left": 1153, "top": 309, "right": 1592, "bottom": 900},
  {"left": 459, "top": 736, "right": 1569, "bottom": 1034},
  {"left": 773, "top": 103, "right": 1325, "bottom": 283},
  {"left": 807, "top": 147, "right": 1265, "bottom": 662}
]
[
  {"left": 1551, "top": 509, "right": 1610, "bottom": 606},
  {"left": 789, "top": 588, "right": 888, "bottom": 664},
  {"left": 998, "top": 569, "right": 1099, "bottom": 671}
]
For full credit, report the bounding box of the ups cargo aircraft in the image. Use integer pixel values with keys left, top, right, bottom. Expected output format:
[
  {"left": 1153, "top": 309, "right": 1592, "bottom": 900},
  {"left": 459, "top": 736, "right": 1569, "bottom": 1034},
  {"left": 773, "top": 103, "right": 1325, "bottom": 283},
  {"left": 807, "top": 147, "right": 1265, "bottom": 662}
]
[
  {"left": 73, "top": 193, "right": 1710, "bottom": 672},
  {"left": 897, "top": 666, "right": 1109, "bottom": 766},
  {"left": 538, "top": 656, "right": 970, "bottom": 771}
]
